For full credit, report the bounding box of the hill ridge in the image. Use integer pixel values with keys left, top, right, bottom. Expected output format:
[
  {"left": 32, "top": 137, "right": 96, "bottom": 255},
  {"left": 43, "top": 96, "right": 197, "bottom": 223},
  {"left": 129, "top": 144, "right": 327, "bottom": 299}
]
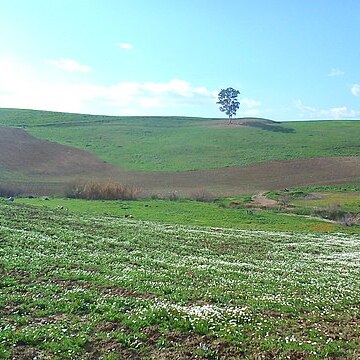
[{"left": 1, "top": 108, "right": 359, "bottom": 196}]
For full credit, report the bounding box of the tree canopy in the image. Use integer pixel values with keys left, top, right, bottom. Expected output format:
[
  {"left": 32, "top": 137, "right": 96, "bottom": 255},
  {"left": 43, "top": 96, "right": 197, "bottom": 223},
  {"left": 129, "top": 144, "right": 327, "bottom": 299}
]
[{"left": 217, "top": 87, "right": 240, "bottom": 124}]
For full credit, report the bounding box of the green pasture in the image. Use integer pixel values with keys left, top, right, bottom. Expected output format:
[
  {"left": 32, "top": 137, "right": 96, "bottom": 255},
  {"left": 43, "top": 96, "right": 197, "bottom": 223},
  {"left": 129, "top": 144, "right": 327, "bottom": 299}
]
[
  {"left": 16, "top": 196, "right": 358, "bottom": 234},
  {"left": 0, "top": 203, "right": 359, "bottom": 359},
  {"left": 268, "top": 185, "right": 360, "bottom": 214},
  {"left": 292, "top": 192, "right": 360, "bottom": 213},
  {"left": 1, "top": 109, "right": 359, "bottom": 171}
]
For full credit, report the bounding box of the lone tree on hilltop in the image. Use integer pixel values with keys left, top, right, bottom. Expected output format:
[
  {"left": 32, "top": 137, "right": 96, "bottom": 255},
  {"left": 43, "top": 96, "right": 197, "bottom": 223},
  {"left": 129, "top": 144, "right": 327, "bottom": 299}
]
[{"left": 217, "top": 87, "right": 240, "bottom": 124}]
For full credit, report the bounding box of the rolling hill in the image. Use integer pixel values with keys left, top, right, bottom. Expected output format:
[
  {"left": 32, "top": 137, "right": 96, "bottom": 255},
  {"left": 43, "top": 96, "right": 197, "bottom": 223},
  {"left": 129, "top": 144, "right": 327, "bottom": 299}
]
[{"left": 0, "top": 108, "right": 359, "bottom": 196}]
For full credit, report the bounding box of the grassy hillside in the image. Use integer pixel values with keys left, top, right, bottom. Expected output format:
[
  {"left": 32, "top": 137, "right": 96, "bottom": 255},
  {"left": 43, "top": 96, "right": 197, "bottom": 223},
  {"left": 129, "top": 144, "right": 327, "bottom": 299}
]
[
  {"left": 1, "top": 108, "right": 359, "bottom": 172},
  {"left": 1, "top": 203, "right": 359, "bottom": 359}
]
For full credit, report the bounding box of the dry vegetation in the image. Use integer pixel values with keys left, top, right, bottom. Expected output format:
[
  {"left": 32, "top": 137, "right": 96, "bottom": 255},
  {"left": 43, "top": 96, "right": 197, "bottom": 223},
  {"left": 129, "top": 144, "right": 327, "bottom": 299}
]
[{"left": 66, "top": 179, "right": 142, "bottom": 200}]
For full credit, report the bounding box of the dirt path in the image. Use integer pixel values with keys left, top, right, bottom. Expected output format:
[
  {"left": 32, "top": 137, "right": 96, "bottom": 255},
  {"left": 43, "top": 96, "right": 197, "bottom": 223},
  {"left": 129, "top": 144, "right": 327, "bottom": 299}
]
[{"left": 251, "top": 192, "right": 279, "bottom": 208}]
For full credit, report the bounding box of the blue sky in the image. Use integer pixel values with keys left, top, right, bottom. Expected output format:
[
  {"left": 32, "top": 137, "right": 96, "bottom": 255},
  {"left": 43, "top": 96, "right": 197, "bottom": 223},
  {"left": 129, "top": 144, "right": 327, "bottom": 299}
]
[{"left": 1, "top": 0, "right": 360, "bottom": 120}]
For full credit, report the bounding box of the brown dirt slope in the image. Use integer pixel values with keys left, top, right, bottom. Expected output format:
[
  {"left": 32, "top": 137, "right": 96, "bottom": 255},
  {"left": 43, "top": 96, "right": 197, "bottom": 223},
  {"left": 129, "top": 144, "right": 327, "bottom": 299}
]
[
  {"left": 0, "top": 127, "right": 114, "bottom": 176},
  {"left": 133, "top": 157, "right": 360, "bottom": 196},
  {"left": 1, "top": 127, "right": 359, "bottom": 196}
]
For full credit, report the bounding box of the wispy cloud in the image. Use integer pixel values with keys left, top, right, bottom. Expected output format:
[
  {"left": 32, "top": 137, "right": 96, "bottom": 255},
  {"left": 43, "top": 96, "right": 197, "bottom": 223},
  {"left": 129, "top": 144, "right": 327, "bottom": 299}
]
[
  {"left": 328, "top": 68, "right": 344, "bottom": 77},
  {"left": 295, "top": 99, "right": 359, "bottom": 119},
  {"left": 141, "top": 79, "right": 213, "bottom": 98},
  {"left": 117, "top": 42, "right": 133, "bottom": 50},
  {"left": 46, "top": 58, "right": 92, "bottom": 73},
  {"left": 104, "top": 79, "right": 217, "bottom": 112},
  {"left": 0, "top": 60, "right": 217, "bottom": 116},
  {"left": 351, "top": 84, "right": 360, "bottom": 96},
  {"left": 240, "top": 98, "right": 262, "bottom": 117}
]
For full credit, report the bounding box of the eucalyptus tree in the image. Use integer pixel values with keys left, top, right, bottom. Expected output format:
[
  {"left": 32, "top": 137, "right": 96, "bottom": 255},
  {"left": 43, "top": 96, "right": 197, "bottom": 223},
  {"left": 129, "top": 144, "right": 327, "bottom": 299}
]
[{"left": 217, "top": 87, "right": 240, "bottom": 124}]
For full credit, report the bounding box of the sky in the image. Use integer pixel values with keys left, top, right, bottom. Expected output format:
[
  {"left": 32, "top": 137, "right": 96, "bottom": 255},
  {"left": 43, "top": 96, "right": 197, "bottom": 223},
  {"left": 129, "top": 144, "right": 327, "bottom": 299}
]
[{"left": 1, "top": 0, "right": 360, "bottom": 121}]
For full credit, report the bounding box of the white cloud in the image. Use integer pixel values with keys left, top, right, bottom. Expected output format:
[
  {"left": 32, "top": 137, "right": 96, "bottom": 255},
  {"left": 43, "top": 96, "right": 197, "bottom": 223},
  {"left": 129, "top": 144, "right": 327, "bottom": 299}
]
[
  {"left": 351, "top": 84, "right": 360, "bottom": 96},
  {"left": 241, "top": 98, "right": 261, "bottom": 108},
  {"left": 240, "top": 98, "right": 262, "bottom": 117},
  {"left": 295, "top": 100, "right": 317, "bottom": 114},
  {"left": 328, "top": 68, "right": 344, "bottom": 77},
  {"left": 139, "top": 97, "right": 162, "bottom": 108},
  {"left": 0, "top": 60, "right": 216, "bottom": 116},
  {"left": 141, "top": 79, "right": 211, "bottom": 98},
  {"left": 117, "top": 42, "right": 133, "bottom": 50},
  {"left": 105, "top": 79, "right": 216, "bottom": 111},
  {"left": 0, "top": 58, "right": 31, "bottom": 93},
  {"left": 328, "top": 106, "right": 359, "bottom": 118},
  {"left": 46, "top": 58, "right": 92, "bottom": 73},
  {"left": 295, "top": 99, "right": 359, "bottom": 119}
]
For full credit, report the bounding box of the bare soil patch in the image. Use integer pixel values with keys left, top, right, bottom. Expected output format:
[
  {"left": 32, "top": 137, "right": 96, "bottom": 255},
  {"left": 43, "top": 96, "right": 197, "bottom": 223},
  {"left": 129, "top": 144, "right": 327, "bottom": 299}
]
[
  {"left": 1, "top": 127, "right": 359, "bottom": 196},
  {"left": 251, "top": 192, "right": 279, "bottom": 208},
  {"left": 208, "top": 117, "right": 295, "bottom": 133},
  {"left": 133, "top": 156, "right": 360, "bottom": 196},
  {"left": 0, "top": 127, "right": 113, "bottom": 176}
]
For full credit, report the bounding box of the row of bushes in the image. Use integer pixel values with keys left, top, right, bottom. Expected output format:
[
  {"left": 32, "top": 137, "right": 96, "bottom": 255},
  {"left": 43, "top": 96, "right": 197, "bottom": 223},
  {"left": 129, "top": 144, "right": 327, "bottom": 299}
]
[
  {"left": 66, "top": 180, "right": 215, "bottom": 202},
  {"left": 313, "top": 205, "right": 359, "bottom": 227},
  {"left": 65, "top": 179, "right": 142, "bottom": 200},
  {"left": 163, "top": 188, "right": 214, "bottom": 202},
  {"left": 0, "top": 185, "right": 27, "bottom": 197},
  {"left": 0, "top": 179, "right": 215, "bottom": 202}
]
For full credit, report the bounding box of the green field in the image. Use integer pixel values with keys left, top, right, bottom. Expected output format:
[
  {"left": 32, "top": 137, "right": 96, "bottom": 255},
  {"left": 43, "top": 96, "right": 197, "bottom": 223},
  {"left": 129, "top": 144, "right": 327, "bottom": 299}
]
[
  {"left": 16, "top": 196, "right": 359, "bottom": 234},
  {"left": 1, "top": 203, "right": 359, "bottom": 359},
  {"left": 266, "top": 185, "right": 360, "bottom": 226},
  {"left": 291, "top": 192, "right": 360, "bottom": 213},
  {"left": 1, "top": 108, "right": 359, "bottom": 171}
]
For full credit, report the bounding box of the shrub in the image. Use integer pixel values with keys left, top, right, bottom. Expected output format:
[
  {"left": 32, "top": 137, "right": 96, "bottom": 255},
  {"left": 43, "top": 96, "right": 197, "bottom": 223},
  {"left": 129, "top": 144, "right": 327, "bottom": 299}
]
[
  {"left": 150, "top": 193, "right": 160, "bottom": 200},
  {"left": 189, "top": 188, "right": 214, "bottom": 202},
  {"left": 290, "top": 190, "right": 309, "bottom": 198},
  {"left": 167, "top": 191, "right": 180, "bottom": 201},
  {"left": 314, "top": 204, "right": 359, "bottom": 226},
  {"left": 278, "top": 194, "right": 291, "bottom": 207},
  {"left": 65, "top": 179, "right": 142, "bottom": 200},
  {"left": 339, "top": 212, "right": 359, "bottom": 226},
  {"left": 314, "top": 204, "right": 343, "bottom": 221},
  {"left": 0, "top": 185, "right": 23, "bottom": 197},
  {"left": 292, "top": 207, "right": 313, "bottom": 216}
]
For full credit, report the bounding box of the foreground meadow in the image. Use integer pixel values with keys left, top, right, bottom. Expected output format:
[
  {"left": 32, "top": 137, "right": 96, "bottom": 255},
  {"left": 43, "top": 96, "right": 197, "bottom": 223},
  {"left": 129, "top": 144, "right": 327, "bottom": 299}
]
[{"left": 0, "top": 203, "right": 359, "bottom": 359}]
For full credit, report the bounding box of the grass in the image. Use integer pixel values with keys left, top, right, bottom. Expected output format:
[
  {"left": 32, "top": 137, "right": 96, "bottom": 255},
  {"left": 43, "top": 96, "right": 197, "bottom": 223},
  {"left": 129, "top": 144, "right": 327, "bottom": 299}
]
[
  {"left": 267, "top": 185, "right": 360, "bottom": 223},
  {"left": 0, "top": 203, "right": 359, "bottom": 359},
  {"left": 1, "top": 108, "right": 359, "bottom": 172},
  {"left": 15, "top": 196, "right": 359, "bottom": 234},
  {"left": 280, "top": 184, "right": 360, "bottom": 213},
  {"left": 292, "top": 193, "right": 360, "bottom": 213}
]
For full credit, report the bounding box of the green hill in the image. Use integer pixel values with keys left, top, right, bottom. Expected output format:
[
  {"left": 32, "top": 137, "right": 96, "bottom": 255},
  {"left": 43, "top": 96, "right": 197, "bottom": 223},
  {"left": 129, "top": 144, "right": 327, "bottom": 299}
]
[
  {"left": 1, "top": 108, "right": 359, "bottom": 172},
  {"left": 0, "top": 108, "right": 359, "bottom": 196}
]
